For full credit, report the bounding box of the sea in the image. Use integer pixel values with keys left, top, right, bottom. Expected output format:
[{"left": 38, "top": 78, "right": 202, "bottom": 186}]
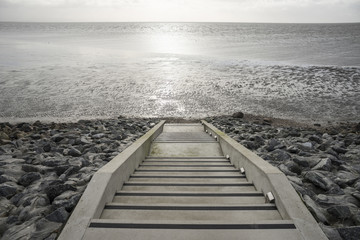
[{"left": 0, "top": 22, "right": 359, "bottom": 123}]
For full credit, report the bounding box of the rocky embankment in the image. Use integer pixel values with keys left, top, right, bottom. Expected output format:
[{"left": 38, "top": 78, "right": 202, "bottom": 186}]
[
  {"left": 0, "top": 117, "right": 157, "bottom": 239},
  {"left": 1, "top": 115, "right": 360, "bottom": 240},
  {"left": 206, "top": 115, "right": 360, "bottom": 240}
]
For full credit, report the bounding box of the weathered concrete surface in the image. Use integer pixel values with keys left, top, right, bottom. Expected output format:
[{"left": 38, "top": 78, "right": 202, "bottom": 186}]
[
  {"left": 57, "top": 121, "right": 166, "bottom": 240},
  {"left": 60, "top": 122, "right": 327, "bottom": 240},
  {"left": 202, "top": 120, "right": 328, "bottom": 240}
]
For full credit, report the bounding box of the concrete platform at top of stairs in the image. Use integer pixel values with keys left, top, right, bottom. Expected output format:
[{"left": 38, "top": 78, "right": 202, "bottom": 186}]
[
  {"left": 163, "top": 124, "right": 204, "bottom": 132},
  {"left": 149, "top": 142, "right": 223, "bottom": 157}
]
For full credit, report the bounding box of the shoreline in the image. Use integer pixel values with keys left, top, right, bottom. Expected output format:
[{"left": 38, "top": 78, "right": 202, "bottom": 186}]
[
  {"left": 0, "top": 115, "right": 359, "bottom": 240},
  {"left": 1, "top": 112, "right": 359, "bottom": 131}
]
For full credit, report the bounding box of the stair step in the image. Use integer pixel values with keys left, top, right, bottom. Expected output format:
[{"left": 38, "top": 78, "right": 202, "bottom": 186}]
[
  {"left": 113, "top": 195, "right": 266, "bottom": 205},
  {"left": 89, "top": 218, "right": 295, "bottom": 229},
  {"left": 128, "top": 177, "right": 247, "bottom": 183},
  {"left": 100, "top": 209, "right": 282, "bottom": 221},
  {"left": 121, "top": 185, "right": 256, "bottom": 192},
  {"left": 130, "top": 174, "right": 245, "bottom": 178},
  {"left": 137, "top": 166, "right": 236, "bottom": 171},
  {"left": 146, "top": 157, "right": 227, "bottom": 159},
  {"left": 132, "top": 171, "right": 242, "bottom": 176},
  {"left": 104, "top": 203, "right": 276, "bottom": 211},
  {"left": 143, "top": 160, "right": 230, "bottom": 163},
  {"left": 116, "top": 191, "right": 262, "bottom": 197},
  {"left": 123, "top": 182, "right": 252, "bottom": 187},
  {"left": 140, "top": 162, "right": 233, "bottom": 166},
  {"left": 83, "top": 227, "right": 302, "bottom": 240}
]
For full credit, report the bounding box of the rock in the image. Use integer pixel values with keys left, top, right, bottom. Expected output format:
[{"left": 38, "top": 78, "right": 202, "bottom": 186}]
[
  {"left": 327, "top": 205, "right": 353, "bottom": 221},
  {"left": 0, "top": 217, "right": 7, "bottom": 236},
  {"left": 338, "top": 226, "right": 360, "bottom": 240},
  {"left": 266, "top": 138, "right": 281, "bottom": 151},
  {"left": 242, "top": 141, "right": 258, "bottom": 150},
  {"left": 52, "top": 192, "right": 81, "bottom": 211},
  {"left": 269, "top": 149, "right": 291, "bottom": 162},
  {"left": 319, "top": 224, "right": 342, "bottom": 240},
  {"left": 304, "top": 171, "right": 343, "bottom": 194},
  {"left": 278, "top": 164, "right": 297, "bottom": 176},
  {"left": 287, "top": 130, "right": 301, "bottom": 137},
  {"left": 21, "top": 164, "right": 39, "bottom": 173},
  {"left": 31, "top": 218, "right": 62, "bottom": 239},
  {"left": 287, "top": 176, "right": 303, "bottom": 185},
  {"left": 17, "top": 172, "right": 41, "bottom": 187},
  {"left": 232, "top": 112, "right": 244, "bottom": 118},
  {"left": 303, "top": 195, "right": 330, "bottom": 224},
  {"left": 0, "top": 161, "right": 25, "bottom": 180},
  {"left": 299, "top": 142, "right": 313, "bottom": 150},
  {"left": 312, "top": 158, "right": 332, "bottom": 171},
  {"left": 50, "top": 134, "right": 64, "bottom": 142},
  {"left": 41, "top": 158, "right": 64, "bottom": 167},
  {"left": 19, "top": 123, "right": 33, "bottom": 132},
  {"left": 45, "top": 207, "right": 69, "bottom": 223},
  {"left": 0, "top": 132, "right": 10, "bottom": 140},
  {"left": 68, "top": 147, "right": 82, "bottom": 157},
  {"left": 332, "top": 146, "right": 347, "bottom": 154},
  {"left": 79, "top": 137, "right": 91, "bottom": 145},
  {"left": 335, "top": 171, "right": 359, "bottom": 186},
  {"left": 354, "top": 180, "right": 360, "bottom": 192},
  {"left": 44, "top": 233, "right": 57, "bottom": 240},
  {"left": 0, "top": 197, "right": 14, "bottom": 217},
  {"left": 0, "top": 175, "right": 16, "bottom": 184},
  {"left": 45, "top": 184, "right": 76, "bottom": 202},
  {"left": 0, "top": 183, "right": 19, "bottom": 198},
  {"left": 92, "top": 133, "right": 105, "bottom": 139},
  {"left": 30, "top": 133, "right": 42, "bottom": 140},
  {"left": 43, "top": 143, "right": 52, "bottom": 152},
  {"left": 309, "top": 135, "right": 323, "bottom": 144},
  {"left": 54, "top": 165, "right": 71, "bottom": 176},
  {"left": 291, "top": 182, "right": 315, "bottom": 198},
  {"left": 1, "top": 217, "right": 38, "bottom": 240},
  {"left": 287, "top": 146, "right": 300, "bottom": 154},
  {"left": 252, "top": 135, "right": 265, "bottom": 145},
  {"left": 284, "top": 161, "right": 302, "bottom": 175},
  {"left": 316, "top": 194, "right": 360, "bottom": 207},
  {"left": 318, "top": 140, "right": 332, "bottom": 151},
  {"left": 293, "top": 156, "right": 320, "bottom": 168},
  {"left": 18, "top": 205, "right": 50, "bottom": 222}
]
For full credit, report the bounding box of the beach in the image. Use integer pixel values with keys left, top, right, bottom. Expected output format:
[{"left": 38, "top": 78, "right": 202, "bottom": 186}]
[{"left": 1, "top": 22, "right": 359, "bottom": 124}]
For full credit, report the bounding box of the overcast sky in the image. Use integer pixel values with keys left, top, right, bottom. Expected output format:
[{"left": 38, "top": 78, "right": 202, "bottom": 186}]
[{"left": 0, "top": 0, "right": 359, "bottom": 23}]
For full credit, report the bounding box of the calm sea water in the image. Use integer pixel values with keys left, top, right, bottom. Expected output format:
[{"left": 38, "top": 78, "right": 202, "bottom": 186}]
[{"left": 0, "top": 22, "right": 359, "bottom": 123}]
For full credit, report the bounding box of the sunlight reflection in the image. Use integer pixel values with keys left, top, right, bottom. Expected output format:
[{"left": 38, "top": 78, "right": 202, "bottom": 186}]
[{"left": 149, "top": 34, "right": 191, "bottom": 54}]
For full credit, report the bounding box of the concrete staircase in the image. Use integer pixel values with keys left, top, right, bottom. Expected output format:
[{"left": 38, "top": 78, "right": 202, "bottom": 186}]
[{"left": 83, "top": 124, "right": 305, "bottom": 239}]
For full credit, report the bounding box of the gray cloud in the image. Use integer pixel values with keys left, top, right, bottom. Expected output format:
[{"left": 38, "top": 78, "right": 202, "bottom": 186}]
[{"left": 0, "top": 0, "right": 359, "bottom": 22}]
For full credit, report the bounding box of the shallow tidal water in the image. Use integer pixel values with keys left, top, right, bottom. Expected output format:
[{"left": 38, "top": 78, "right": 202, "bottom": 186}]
[{"left": 0, "top": 22, "right": 359, "bottom": 123}]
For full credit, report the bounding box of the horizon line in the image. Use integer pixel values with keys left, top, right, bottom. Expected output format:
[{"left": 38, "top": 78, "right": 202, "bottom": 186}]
[{"left": 1, "top": 21, "right": 359, "bottom": 24}]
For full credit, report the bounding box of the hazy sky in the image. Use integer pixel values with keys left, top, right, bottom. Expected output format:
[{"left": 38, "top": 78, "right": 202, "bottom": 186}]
[{"left": 0, "top": 0, "right": 359, "bottom": 23}]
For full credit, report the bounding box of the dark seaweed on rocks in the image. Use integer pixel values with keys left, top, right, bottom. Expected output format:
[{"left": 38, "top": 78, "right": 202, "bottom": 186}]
[
  {"left": 0, "top": 117, "right": 158, "bottom": 239},
  {"left": 206, "top": 115, "right": 360, "bottom": 240}
]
